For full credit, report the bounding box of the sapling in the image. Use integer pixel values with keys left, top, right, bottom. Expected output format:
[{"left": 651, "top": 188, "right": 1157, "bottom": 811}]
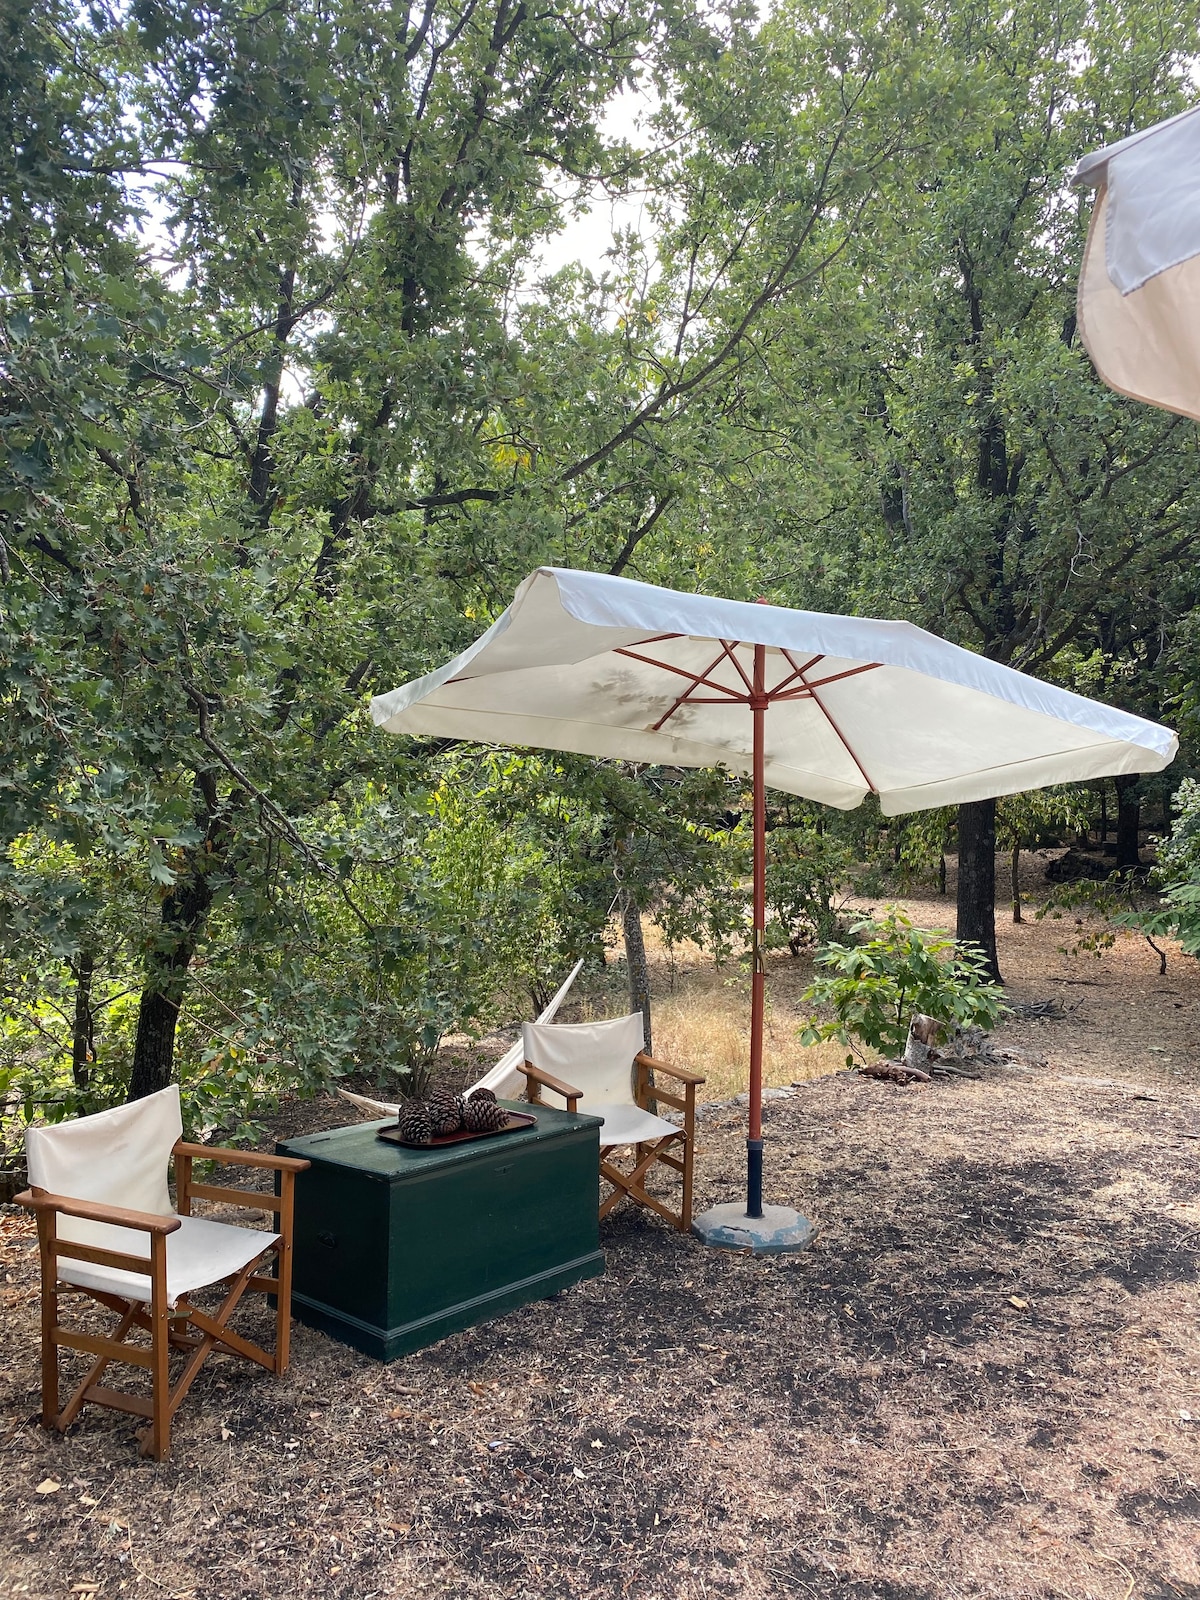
[{"left": 801, "top": 908, "right": 1007, "bottom": 1067}]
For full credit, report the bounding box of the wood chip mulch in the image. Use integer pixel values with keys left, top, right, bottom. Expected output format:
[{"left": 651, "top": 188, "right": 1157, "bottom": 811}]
[{"left": 2, "top": 1053, "right": 1199, "bottom": 1600}]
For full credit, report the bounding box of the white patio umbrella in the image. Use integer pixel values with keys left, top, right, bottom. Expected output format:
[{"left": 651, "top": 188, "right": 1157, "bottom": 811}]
[
  {"left": 1073, "top": 105, "right": 1200, "bottom": 417},
  {"left": 372, "top": 568, "right": 1176, "bottom": 1247}
]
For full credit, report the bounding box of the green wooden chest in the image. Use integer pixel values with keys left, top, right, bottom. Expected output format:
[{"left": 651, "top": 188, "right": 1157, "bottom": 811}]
[{"left": 276, "top": 1102, "right": 604, "bottom": 1361}]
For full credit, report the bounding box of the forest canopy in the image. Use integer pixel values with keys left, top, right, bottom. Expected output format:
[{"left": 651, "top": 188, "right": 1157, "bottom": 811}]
[{"left": 3, "top": 0, "right": 1199, "bottom": 1137}]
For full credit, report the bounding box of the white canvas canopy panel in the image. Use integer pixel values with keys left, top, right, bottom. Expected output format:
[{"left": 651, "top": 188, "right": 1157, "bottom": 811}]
[
  {"left": 1074, "top": 106, "right": 1200, "bottom": 419},
  {"left": 371, "top": 568, "right": 1176, "bottom": 815}
]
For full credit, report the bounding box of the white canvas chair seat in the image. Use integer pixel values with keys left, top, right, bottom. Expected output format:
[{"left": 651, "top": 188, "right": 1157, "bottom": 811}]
[
  {"left": 587, "top": 1102, "right": 679, "bottom": 1147},
  {"left": 56, "top": 1213, "right": 280, "bottom": 1308},
  {"left": 520, "top": 1013, "right": 704, "bottom": 1231},
  {"left": 19, "top": 1084, "right": 309, "bottom": 1460}
]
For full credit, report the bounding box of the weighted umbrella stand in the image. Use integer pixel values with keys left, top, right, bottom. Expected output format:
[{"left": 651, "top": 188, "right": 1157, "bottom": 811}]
[{"left": 610, "top": 627, "right": 879, "bottom": 1250}]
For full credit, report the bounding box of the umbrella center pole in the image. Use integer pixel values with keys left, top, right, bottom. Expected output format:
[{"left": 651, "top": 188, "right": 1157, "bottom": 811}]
[{"left": 747, "top": 662, "right": 768, "bottom": 1219}]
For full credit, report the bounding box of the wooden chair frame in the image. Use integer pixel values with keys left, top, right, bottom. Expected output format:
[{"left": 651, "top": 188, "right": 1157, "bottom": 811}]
[
  {"left": 17, "top": 1141, "right": 310, "bottom": 1461},
  {"left": 521, "top": 1050, "right": 704, "bottom": 1232}
]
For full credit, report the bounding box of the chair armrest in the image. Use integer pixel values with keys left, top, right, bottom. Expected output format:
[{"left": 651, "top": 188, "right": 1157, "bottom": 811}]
[
  {"left": 15, "top": 1188, "right": 182, "bottom": 1236},
  {"left": 636, "top": 1052, "right": 706, "bottom": 1086},
  {"left": 173, "top": 1141, "right": 311, "bottom": 1174},
  {"left": 519, "top": 1062, "right": 583, "bottom": 1110}
]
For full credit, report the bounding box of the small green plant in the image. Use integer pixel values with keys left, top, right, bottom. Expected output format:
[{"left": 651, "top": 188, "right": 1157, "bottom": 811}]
[{"left": 800, "top": 908, "right": 1007, "bottom": 1065}]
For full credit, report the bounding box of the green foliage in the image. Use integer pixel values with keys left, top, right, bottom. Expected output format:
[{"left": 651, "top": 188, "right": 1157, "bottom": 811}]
[
  {"left": 3, "top": 0, "right": 1198, "bottom": 1147},
  {"left": 3, "top": 0, "right": 959, "bottom": 1129},
  {"left": 1154, "top": 779, "right": 1200, "bottom": 884},
  {"left": 766, "top": 819, "right": 855, "bottom": 954},
  {"left": 633, "top": 771, "right": 751, "bottom": 963},
  {"left": 1033, "top": 783, "right": 1191, "bottom": 967},
  {"left": 1112, "top": 780, "right": 1200, "bottom": 960},
  {"left": 801, "top": 908, "right": 1007, "bottom": 1065},
  {"left": 1036, "top": 877, "right": 1123, "bottom": 959},
  {"left": 996, "top": 789, "right": 1089, "bottom": 852},
  {"left": 1129, "top": 882, "right": 1200, "bottom": 960}
]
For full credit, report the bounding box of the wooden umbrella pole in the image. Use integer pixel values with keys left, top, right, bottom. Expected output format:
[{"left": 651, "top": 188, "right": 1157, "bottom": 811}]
[{"left": 747, "top": 642, "right": 767, "bottom": 1218}]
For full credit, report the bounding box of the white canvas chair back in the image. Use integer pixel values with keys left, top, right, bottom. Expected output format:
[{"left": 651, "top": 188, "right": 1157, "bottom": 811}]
[
  {"left": 25, "top": 1085, "right": 181, "bottom": 1261},
  {"left": 522, "top": 1013, "right": 645, "bottom": 1110},
  {"left": 522, "top": 1013, "right": 681, "bottom": 1149}
]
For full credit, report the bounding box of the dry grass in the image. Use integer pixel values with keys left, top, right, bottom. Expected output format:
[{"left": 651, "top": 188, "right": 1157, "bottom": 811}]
[
  {"left": 652, "top": 983, "right": 850, "bottom": 1101},
  {"left": 640, "top": 921, "right": 864, "bottom": 1107},
  {"left": 568, "top": 920, "right": 854, "bottom": 1102}
]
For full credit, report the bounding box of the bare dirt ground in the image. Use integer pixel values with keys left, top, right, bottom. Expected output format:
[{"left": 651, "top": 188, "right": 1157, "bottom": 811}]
[{"left": 2, "top": 858, "right": 1198, "bottom": 1600}]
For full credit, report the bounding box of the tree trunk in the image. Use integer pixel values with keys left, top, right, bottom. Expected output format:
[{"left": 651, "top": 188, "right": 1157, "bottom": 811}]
[
  {"left": 127, "top": 862, "right": 215, "bottom": 1101},
  {"left": 128, "top": 949, "right": 193, "bottom": 1101},
  {"left": 621, "top": 889, "right": 652, "bottom": 1053},
  {"left": 70, "top": 950, "right": 95, "bottom": 1093},
  {"left": 1115, "top": 776, "right": 1141, "bottom": 870},
  {"left": 1010, "top": 843, "right": 1022, "bottom": 923},
  {"left": 956, "top": 798, "right": 1001, "bottom": 982},
  {"left": 1099, "top": 781, "right": 1108, "bottom": 844}
]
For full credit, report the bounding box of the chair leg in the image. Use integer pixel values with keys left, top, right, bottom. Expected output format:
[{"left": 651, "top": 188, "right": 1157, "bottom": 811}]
[
  {"left": 598, "top": 1167, "right": 625, "bottom": 1220},
  {"left": 56, "top": 1302, "right": 139, "bottom": 1431},
  {"left": 680, "top": 1083, "right": 697, "bottom": 1231},
  {"left": 601, "top": 1135, "right": 693, "bottom": 1229},
  {"left": 35, "top": 1210, "right": 59, "bottom": 1430},
  {"left": 159, "top": 1251, "right": 273, "bottom": 1440},
  {"left": 275, "top": 1170, "right": 296, "bottom": 1375},
  {"left": 140, "top": 1234, "right": 171, "bottom": 1461},
  {"left": 600, "top": 1145, "right": 657, "bottom": 1220}
]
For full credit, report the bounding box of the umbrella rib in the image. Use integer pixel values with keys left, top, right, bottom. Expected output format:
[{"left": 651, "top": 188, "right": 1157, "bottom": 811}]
[
  {"left": 662, "top": 694, "right": 752, "bottom": 705},
  {"left": 718, "top": 640, "right": 757, "bottom": 695},
  {"left": 614, "top": 640, "right": 749, "bottom": 735},
  {"left": 772, "top": 661, "right": 884, "bottom": 699},
  {"left": 788, "top": 660, "right": 881, "bottom": 794},
  {"left": 770, "top": 651, "right": 825, "bottom": 697},
  {"left": 650, "top": 685, "right": 727, "bottom": 732},
  {"left": 614, "top": 647, "right": 743, "bottom": 699},
  {"left": 805, "top": 662, "right": 883, "bottom": 692}
]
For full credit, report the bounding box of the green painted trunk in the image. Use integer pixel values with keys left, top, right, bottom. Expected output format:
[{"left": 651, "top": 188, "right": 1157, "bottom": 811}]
[{"left": 277, "top": 1101, "right": 604, "bottom": 1360}]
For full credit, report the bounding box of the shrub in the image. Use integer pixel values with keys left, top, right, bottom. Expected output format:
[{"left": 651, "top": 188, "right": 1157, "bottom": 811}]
[
  {"left": 1112, "top": 778, "right": 1200, "bottom": 962},
  {"left": 766, "top": 823, "right": 855, "bottom": 954},
  {"left": 800, "top": 907, "right": 1007, "bottom": 1065}
]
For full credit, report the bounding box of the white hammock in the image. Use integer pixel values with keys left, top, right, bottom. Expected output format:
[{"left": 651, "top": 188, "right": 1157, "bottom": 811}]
[{"left": 336, "top": 959, "right": 585, "bottom": 1121}]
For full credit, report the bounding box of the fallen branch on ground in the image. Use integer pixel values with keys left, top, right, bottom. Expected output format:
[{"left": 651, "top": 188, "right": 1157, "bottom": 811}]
[{"left": 857, "top": 1061, "right": 931, "bottom": 1085}]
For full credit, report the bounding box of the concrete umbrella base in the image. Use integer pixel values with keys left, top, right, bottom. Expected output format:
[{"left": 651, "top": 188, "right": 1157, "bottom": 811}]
[{"left": 692, "top": 1202, "right": 818, "bottom": 1254}]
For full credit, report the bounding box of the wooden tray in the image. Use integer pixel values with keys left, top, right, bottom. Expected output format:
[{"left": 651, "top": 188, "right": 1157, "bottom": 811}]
[{"left": 377, "top": 1109, "right": 537, "bottom": 1150}]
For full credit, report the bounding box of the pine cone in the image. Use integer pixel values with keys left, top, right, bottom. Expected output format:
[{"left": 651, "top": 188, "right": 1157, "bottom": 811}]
[
  {"left": 396, "top": 1100, "right": 434, "bottom": 1146},
  {"left": 427, "top": 1087, "right": 463, "bottom": 1136},
  {"left": 467, "top": 1087, "right": 497, "bottom": 1107},
  {"left": 464, "top": 1096, "right": 509, "bottom": 1134}
]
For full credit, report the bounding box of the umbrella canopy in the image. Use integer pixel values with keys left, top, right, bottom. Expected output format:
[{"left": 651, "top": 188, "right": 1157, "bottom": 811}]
[
  {"left": 372, "top": 568, "right": 1176, "bottom": 1236},
  {"left": 1073, "top": 105, "right": 1200, "bottom": 418},
  {"left": 372, "top": 568, "right": 1175, "bottom": 807}
]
